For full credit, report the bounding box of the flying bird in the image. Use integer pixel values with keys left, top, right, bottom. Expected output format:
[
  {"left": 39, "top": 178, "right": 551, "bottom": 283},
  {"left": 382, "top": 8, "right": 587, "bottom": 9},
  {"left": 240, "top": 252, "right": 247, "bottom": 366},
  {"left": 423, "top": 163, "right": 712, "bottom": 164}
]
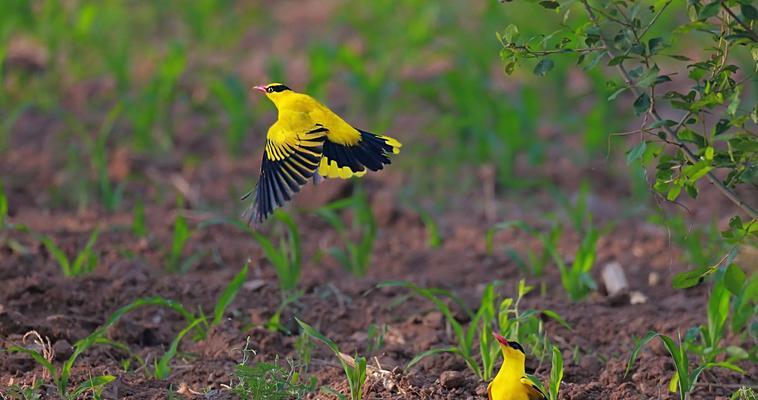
[
  {"left": 242, "top": 83, "right": 401, "bottom": 224},
  {"left": 488, "top": 333, "right": 546, "bottom": 400}
]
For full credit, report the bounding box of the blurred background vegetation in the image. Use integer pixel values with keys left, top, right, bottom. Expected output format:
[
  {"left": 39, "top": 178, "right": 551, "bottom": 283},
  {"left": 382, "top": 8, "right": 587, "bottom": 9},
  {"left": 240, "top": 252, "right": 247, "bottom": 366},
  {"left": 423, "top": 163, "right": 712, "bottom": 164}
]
[{"left": 0, "top": 0, "right": 752, "bottom": 224}]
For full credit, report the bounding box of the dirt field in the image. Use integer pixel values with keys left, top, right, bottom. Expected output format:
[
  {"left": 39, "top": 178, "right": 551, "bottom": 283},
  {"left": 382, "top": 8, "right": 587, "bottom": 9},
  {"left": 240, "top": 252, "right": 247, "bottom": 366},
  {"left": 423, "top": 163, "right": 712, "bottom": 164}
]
[{"left": 1, "top": 112, "right": 754, "bottom": 399}]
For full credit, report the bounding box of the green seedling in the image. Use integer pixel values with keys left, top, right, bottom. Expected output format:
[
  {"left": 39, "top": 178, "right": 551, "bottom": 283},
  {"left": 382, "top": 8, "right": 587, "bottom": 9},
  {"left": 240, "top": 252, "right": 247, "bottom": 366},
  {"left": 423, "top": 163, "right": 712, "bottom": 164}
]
[
  {"left": 683, "top": 264, "right": 754, "bottom": 364},
  {"left": 165, "top": 202, "right": 203, "bottom": 273},
  {"left": 211, "top": 263, "right": 248, "bottom": 328},
  {"left": 3, "top": 377, "right": 43, "bottom": 400},
  {"left": 486, "top": 220, "right": 560, "bottom": 276},
  {"left": 548, "top": 345, "right": 564, "bottom": 400},
  {"left": 548, "top": 224, "right": 599, "bottom": 302},
  {"left": 730, "top": 387, "right": 756, "bottom": 400},
  {"left": 231, "top": 338, "right": 317, "bottom": 400},
  {"left": 248, "top": 211, "right": 304, "bottom": 331},
  {"left": 416, "top": 208, "right": 442, "bottom": 249},
  {"left": 209, "top": 75, "right": 252, "bottom": 156},
  {"left": 8, "top": 296, "right": 195, "bottom": 398},
  {"left": 0, "top": 180, "right": 7, "bottom": 228},
  {"left": 154, "top": 317, "right": 205, "bottom": 380},
  {"left": 132, "top": 199, "right": 147, "bottom": 238},
  {"left": 41, "top": 228, "right": 101, "bottom": 277},
  {"left": 317, "top": 191, "right": 376, "bottom": 277},
  {"left": 382, "top": 280, "right": 567, "bottom": 381},
  {"left": 296, "top": 319, "right": 367, "bottom": 400},
  {"left": 89, "top": 103, "right": 124, "bottom": 211},
  {"left": 626, "top": 331, "right": 744, "bottom": 400}
]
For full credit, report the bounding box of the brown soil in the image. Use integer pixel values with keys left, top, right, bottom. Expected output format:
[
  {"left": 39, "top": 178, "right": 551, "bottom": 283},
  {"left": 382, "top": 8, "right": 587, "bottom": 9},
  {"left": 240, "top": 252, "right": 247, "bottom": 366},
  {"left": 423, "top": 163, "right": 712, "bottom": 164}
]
[{"left": 1, "top": 108, "right": 755, "bottom": 400}]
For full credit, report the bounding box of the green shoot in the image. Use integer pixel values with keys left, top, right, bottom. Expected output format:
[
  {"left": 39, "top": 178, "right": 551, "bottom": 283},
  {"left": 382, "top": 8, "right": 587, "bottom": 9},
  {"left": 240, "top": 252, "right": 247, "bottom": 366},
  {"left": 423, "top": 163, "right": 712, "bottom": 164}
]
[
  {"left": 626, "top": 331, "right": 744, "bottom": 400},
  {"left": 250, "top": 210, "right": 302, "bottom": 294},
  {"left": 154, "top": 317, "right": 205, "bottom": 380},
  {"left": 296, "top": 319, "right": 367, "bottom": 400},
  {"left": 0, "top": 180, "right": 7, "bottom": 228},
  {"left": 248, "top": 210, "right": 303, "bottom": 331},
  {"left": 165, "top": 202, "right": 202, "bottom": 273},
  {"left": 382, "top": 280, "right": 568, "bottom": 381},
  {"left": 730, "top": 387, "right": 756, "bottom": 400},
  {"left": 211, "top": 263, "right": 249, "bottom": 328},
  {"left": 90, "top": 103, "right": 124, "bottom": 211},
  {"left": 231, "top": 337, "right": 317, "bottom": 400},
  {"left": 209, "top": 75, "right": 252, "bottom": 157},
  {"left": 547, "top": 225, "right": 599, "bottom": 301},
  {"left": 131, "top": 199, "right": 147, "bottom": 238},
  {"left": 486, "top": 220, "right": 560, "bottom": 276},
  {"left": 8, "top": 296, "right": 195, "bottom": 398},
  {"left": 547, "top": 345, "right": 563, "bottom": 400},
  {"left": 317, "top": 191, "right": 377, "bottom": 277},
  {"left": 41, "top": 228, "right": 101, "bottom": 277},
  {"left": 416, "top": 208, "right": 442, "bottom": 249}
]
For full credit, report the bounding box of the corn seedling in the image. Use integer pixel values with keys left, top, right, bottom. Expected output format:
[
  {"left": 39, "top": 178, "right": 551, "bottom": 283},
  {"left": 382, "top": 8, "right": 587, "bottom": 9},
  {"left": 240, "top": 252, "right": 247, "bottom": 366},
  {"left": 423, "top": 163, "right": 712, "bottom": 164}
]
[
  {"left": 41, "top": 228, "right": 101, "bottom": 277},
  {"left": 231, "top": 338, "right": 317, "bottom": 400},
  {"left": 209, "top": 75, "right": 252, "bottom": 157},
  {"left": 89, "top": 103, "right": 124, "bottom": 211},
  {"left": 132, "top": 199, "right": 147, "bottom": 238},
  {"left": 317, "top": 191, "right": 376, "bottom": 277},
  {"left": 486, "top": 220, "right": 560, "bottom": 276},
  {"left": 0, "top": 180, "right": 7, "bottom": 228},
  {"left": 165, "top": 201, "right": 203, "bottom": 273},
  {"left": 731, "top": 387, "right": 756, "bottom": 400},
  {"left": 154, "top": 317, "right": 205, "bottom": 380},
  {"left": 8, "top": 296, "right": 195, "bottom": 398},
  {"left": 683, "top": 264, "right": 754, "bottom": 364},
  {"left": 627, "top": 331, "right": 744, "bottom": 400},
  {"left": 382, "top": 280, "right": 567, "bottom": 381},
  {"left": 548, "top": 224, "right": 599, "bottom": 302},
  {"left": 547, "top": 345, "right": 563, "bottom": 400},
  {"left": 296, "top": 319, "right": 367, "bottom": 400}
]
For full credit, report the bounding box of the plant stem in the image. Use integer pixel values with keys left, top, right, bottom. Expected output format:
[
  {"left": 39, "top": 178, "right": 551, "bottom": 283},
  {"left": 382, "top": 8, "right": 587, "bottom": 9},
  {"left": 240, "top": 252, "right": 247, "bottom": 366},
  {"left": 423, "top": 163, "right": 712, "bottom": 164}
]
[
  {"left": 579, "top": 0, "right": 758, "bottom": 219},
  {"left": 720, "top": 1, "right": 758, "bottom": 42}
]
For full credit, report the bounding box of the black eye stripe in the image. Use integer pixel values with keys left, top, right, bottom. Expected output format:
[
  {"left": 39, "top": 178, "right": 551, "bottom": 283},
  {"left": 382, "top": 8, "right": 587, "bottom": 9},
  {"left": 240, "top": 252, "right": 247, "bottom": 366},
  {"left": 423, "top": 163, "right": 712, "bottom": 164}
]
[
  {"left": 508, "top": 341, "right": 525, "bottom": 354},
  {"left": 266, "top": 84, "right": 291, "bottom": 93}
]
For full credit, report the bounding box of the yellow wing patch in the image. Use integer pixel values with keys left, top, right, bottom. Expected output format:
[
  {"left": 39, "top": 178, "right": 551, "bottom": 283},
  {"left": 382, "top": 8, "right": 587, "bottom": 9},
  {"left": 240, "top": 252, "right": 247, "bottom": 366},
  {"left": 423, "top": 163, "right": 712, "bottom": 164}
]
[{"left": 520, "top": 377, "right": 547, "bottom": 400}]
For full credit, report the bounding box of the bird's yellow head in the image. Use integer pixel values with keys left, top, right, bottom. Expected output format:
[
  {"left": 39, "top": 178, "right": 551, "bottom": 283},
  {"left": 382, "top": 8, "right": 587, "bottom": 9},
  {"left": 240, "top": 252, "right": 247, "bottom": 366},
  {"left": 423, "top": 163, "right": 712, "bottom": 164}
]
[
  {"left": 494, "top": 332, "right": 526, "bottom": 365},
  {"left": 253, "top": 82, "right": 293, "bottom": 104}
]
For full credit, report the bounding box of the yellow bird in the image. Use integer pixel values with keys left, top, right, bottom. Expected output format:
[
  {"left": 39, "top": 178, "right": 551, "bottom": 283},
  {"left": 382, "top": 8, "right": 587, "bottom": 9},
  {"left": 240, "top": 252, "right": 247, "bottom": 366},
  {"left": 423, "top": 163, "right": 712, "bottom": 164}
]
[
  {"left": 243, "top": 83, "right": 402, "bottom": 223},
  {"left": 489, "top": 333, "right": 546, "bottom": 400}
]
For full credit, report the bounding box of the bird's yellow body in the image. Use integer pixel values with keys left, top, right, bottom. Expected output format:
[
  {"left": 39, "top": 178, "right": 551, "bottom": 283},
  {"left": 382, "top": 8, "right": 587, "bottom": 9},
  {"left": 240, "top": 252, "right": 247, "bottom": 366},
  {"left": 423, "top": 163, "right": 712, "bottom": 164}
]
[
  {"left": 244, "top": 83, "right": 401, "bottom": 223},
  {"left": 488, "top": 336, "right": 545, "bottom": 400}
]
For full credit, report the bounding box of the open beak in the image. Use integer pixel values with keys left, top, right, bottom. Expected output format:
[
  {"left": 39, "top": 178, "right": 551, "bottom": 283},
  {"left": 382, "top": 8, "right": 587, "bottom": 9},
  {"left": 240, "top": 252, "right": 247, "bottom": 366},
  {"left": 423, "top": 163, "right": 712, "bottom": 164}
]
[
  {"left": 493, "top": 332, "right": 509, "bottom": 346},
  {"left": 252, "top": 85, "right": 266, "bottom": 94}
]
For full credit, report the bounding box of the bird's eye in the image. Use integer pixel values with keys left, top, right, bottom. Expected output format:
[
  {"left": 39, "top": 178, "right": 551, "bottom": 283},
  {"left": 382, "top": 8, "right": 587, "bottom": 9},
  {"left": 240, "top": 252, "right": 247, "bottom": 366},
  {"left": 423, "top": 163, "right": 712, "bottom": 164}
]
[{"left": 266, "top": 87, "right": 274, "bottom": 93}]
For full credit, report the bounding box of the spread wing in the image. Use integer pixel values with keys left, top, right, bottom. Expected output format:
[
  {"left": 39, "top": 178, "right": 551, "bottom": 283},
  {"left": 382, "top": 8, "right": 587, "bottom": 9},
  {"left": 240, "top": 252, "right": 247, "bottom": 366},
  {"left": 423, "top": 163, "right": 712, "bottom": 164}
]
[
  {"left": 243, "top": 124, "right": 327, "bottom": 224},
  {"left": 520, "top": 376, "right": 547, "bottom": 400}
]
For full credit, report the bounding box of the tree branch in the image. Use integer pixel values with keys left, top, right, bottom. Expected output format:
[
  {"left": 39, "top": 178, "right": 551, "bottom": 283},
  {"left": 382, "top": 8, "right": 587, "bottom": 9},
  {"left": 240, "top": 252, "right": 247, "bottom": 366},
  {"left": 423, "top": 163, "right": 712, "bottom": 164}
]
[
  {"left": 720, "top": 1, "right": 758, "bottom": 42},
  {"left": 579, "top": 0, "right": 758, "bottom": 219}
]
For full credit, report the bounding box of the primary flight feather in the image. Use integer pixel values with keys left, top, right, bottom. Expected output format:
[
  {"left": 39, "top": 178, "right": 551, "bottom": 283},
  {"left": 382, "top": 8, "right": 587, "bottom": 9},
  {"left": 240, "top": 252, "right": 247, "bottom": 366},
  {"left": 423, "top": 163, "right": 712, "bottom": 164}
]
[{"left": 243, "top": 83, "right": 402, "bottom": 224}]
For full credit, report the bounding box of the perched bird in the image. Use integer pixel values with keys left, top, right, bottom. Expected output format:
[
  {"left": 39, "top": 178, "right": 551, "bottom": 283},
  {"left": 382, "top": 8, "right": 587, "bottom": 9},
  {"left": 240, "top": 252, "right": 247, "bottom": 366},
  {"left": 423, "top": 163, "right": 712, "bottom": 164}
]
[
  {"left": 488, "top": 333, "right": 546, "bottom": 400},
  {"left": 243, "top": 83, "right": 402, "bottom": 224}
]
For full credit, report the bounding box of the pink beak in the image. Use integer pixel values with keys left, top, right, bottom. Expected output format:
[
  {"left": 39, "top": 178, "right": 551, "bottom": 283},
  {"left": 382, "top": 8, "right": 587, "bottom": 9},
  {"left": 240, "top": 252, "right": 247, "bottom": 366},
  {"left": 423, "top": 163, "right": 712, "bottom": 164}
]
[
  {"left": 493, "top": 332, "right": 509, "bottom": 346},
  {"left": 253, "top": 85, "right": 266, "bottom": 94}
]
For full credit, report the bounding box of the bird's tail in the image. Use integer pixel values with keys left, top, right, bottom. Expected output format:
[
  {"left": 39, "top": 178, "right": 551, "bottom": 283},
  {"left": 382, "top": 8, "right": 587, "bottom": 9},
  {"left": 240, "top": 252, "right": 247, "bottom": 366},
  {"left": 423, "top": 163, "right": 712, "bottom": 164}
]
[{"left": 318, "top": 130, "right": 402, "bottom": 179}]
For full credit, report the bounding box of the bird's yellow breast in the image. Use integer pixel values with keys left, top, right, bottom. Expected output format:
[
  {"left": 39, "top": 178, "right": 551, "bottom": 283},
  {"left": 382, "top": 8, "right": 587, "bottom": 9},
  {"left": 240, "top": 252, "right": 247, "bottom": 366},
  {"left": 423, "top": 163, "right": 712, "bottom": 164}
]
[{"left": 488, "top": 376, "right": 533, "bottom": 400}]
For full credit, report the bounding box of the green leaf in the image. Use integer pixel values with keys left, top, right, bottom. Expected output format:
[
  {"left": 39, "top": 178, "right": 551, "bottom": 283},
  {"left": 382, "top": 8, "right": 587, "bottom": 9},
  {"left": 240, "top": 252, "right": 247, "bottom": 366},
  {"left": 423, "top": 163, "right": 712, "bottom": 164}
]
[
  {"left": 666, "top": 184, "right": 682, "bottom": 201},
  {"left": 698, "top": 2, "right": 721, "bottom": 19},
  {"left": 404, "top": 346, "right": 459, "bottom": 371},
  {"left": 212, "top": 263, "right": 248, "bottom": 327},
  {"left": 549, "top": 346, "right": 564, "bottom": 400},
  {"left": 633, "top": 93, "right": 651, "bottom": 116},
  {"left": 672, "top": 266, "right": 714, "bottom": 289},
  {"left": 723, "top": 264, "right": 745, "bottom": 295},
  {"left": 533, "top": 59, "right": 554, "bottom": 76},
  {"left": 741, "top": 4, "right": 757, "bottom": 20},
  {"left": 155, "top": 317, "right": 205, "bottom": 379},
  {"left": 626, "top": 141, "right": 647, "bottom": 165},
  {"left": 539, "top": 1, "right": 560, "bottom": 9},
  {"left": 625, "top": 331, "right": 660, "bottom": 376},
  {"left": 648, "top": 37, "right": 665, "bottom": 54},
  {"left": 637, "top": 65, "right": 661, "bottom": 88},
  {"left": 41, "top": 236, "right": 71, "bottom": 276},
  {"left": 70, "top": 375, "right": 116, "bottom": 398}
]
